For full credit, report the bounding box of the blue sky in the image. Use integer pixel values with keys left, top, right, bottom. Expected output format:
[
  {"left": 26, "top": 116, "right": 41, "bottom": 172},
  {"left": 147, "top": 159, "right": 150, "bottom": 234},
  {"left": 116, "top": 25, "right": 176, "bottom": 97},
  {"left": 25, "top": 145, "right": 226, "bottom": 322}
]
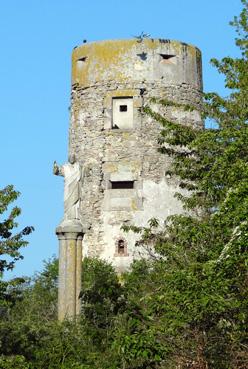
[{"left": 1, "top": 0, "right": 242, "bottom": 278}]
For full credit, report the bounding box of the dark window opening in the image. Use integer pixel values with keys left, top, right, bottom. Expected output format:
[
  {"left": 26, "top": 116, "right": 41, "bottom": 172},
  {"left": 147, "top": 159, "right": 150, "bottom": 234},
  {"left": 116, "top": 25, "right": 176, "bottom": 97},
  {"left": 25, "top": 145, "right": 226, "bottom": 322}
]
[
  {"left": 111, "top": 181, "right": 134, "bottom": 189},
  {"left": 114, "top": 238, "right": 128, "bottom": 257},
  {"left": 160, "top": 54, "right": 175, "bottom": 60},
  {"left": 119, "top": 105, "right": 128, "bottom": 112},
  {"left": 118, "top": 240, "right": 125, "bottom": 255},
  {"left": 77, "top": 56, "right": 87, "bottom": 62}
]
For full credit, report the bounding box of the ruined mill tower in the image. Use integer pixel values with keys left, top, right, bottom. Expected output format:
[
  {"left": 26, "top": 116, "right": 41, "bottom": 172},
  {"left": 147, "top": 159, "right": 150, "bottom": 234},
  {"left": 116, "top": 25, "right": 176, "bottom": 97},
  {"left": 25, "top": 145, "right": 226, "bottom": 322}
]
[{"left": 55, "top": 38, "right": 203, "bottom": 320}]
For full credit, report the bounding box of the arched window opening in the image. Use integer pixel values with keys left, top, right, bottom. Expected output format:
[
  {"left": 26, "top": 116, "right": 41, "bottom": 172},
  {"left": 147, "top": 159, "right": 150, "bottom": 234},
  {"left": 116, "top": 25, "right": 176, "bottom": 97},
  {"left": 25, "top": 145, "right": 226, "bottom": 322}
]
[
  {"left": 114, "top": 237, "right": 129, "bottom": 257},
  {"left": 118, "top": 239, "right": 125, "bottom": 255}
]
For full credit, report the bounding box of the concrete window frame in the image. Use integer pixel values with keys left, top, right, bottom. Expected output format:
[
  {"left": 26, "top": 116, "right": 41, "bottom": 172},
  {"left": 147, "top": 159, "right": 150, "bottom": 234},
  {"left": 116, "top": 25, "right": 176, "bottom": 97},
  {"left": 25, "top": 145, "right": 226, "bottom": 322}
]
[
  {"left": 112, "top": 96, "right": 134, "bottom": 129},
  {"left": 103, "top": 89, "right": 142, "bottom": 130},
  {"left": 103, "top": 164, "right": 143, "bottom": 211}
]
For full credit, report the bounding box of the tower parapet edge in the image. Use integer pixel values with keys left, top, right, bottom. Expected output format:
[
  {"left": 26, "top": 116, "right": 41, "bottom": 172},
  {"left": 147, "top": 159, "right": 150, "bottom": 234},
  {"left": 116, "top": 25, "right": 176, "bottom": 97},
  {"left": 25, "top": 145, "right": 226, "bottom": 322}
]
[
  {"left": 66, "top": 38, "right": 203, "bottom": 275},
  {"left": 71, "top": 39, "right": 202, "bottom": 89}
]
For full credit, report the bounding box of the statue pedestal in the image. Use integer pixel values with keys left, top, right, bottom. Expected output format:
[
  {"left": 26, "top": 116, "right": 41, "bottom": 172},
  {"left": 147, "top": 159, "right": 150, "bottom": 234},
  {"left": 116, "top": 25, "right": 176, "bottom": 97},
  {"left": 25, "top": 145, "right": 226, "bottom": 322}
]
[{"left": 56, "top": 220, "right": 84, "bottom": 321}]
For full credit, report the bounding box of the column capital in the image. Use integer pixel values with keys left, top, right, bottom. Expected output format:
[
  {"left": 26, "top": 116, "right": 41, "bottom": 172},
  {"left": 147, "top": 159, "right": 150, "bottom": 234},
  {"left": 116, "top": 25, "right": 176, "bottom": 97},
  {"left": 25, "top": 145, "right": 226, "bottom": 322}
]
[
  {"left": 57, "top": 233, "right": 66, "bottom": 241},
  {"left": 56, "top": 219, "right": 84, "bottom": 239}
]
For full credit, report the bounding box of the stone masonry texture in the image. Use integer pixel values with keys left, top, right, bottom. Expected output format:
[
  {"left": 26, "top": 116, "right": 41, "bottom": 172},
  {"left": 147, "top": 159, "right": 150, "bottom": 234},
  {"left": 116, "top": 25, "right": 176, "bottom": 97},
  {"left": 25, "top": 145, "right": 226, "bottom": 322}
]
[{"left": 63, "top": 38, "right": 203, "bottom": 273}]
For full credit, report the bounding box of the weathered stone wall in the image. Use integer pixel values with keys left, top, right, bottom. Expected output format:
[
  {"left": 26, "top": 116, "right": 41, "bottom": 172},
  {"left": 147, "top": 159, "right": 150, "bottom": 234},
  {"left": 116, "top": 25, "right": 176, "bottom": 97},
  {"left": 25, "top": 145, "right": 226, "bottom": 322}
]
[{"left": 67, "top": 38, "right": 203, "bottom": 272}]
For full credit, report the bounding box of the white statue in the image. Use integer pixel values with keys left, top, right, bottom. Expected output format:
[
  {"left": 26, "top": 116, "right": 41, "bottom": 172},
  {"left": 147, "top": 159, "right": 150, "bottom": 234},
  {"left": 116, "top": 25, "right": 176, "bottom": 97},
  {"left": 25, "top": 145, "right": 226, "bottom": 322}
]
[{"left": 53, "top": 154, "right": 82, "bottom": 220}]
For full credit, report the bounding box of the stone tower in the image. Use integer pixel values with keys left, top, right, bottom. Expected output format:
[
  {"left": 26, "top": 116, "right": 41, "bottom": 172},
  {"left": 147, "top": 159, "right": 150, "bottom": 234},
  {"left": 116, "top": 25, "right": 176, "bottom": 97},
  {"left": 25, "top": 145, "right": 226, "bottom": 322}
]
[{"left": 55, "top": 38, "right": 203, "bottom": 320}]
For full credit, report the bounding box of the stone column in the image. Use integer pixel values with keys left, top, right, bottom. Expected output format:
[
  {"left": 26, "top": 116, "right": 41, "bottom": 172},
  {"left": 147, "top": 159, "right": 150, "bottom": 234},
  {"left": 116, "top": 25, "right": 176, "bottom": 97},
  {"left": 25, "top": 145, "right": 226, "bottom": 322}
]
[
  {"left": 56, "top": 220, "right": 84, "bottom": 321},
  {"left": 76, "top": 235, "right": 83, "bottom": 315},
  {"left": 57, "top": 233, "right": 67, "bottom": 320}
]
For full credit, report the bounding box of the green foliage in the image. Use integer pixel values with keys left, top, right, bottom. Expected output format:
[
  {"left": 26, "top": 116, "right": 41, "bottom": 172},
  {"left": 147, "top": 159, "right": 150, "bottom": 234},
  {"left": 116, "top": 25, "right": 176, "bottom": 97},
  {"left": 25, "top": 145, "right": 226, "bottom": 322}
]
[
  {"left": 0, "top": 185, "right": 34, "bottom": 275},
  {"left": 80, "top": 258, "right": 125, "bottom": 330},
  {"left": 0, "top": 355, "right": 30, "bottom": 369},
  {"left": 0, "top": 258, "right": 58, "bottom": 366},
  {"left": 0, "top": 257, "right": 124, "bottom": 369},
  {"left": 78, "top": 258, "right": 125, "bottom": 368},
  {"left": 0, "top": 185, "right": 33, "bottom": 327}
]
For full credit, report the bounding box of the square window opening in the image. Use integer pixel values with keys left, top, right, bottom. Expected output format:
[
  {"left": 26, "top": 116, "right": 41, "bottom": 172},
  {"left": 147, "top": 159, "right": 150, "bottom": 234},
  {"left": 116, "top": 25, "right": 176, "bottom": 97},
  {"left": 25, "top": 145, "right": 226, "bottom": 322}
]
[{"left": 119, "top": 105, "right": 128, "bottom": 112}]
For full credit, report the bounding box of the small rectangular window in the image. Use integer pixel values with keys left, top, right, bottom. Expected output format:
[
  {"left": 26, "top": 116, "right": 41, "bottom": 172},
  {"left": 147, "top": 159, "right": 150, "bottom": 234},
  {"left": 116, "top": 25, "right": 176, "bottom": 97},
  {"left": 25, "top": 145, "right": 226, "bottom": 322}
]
[
  {"left": 112, "top": 97, "right": 133, "bottom": 129},
  {"left": 111, "top": 181, "right": 134, "bottom": 189},
  {"left": 119, "top": 105, "right": 128, "bottom": 112}
]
